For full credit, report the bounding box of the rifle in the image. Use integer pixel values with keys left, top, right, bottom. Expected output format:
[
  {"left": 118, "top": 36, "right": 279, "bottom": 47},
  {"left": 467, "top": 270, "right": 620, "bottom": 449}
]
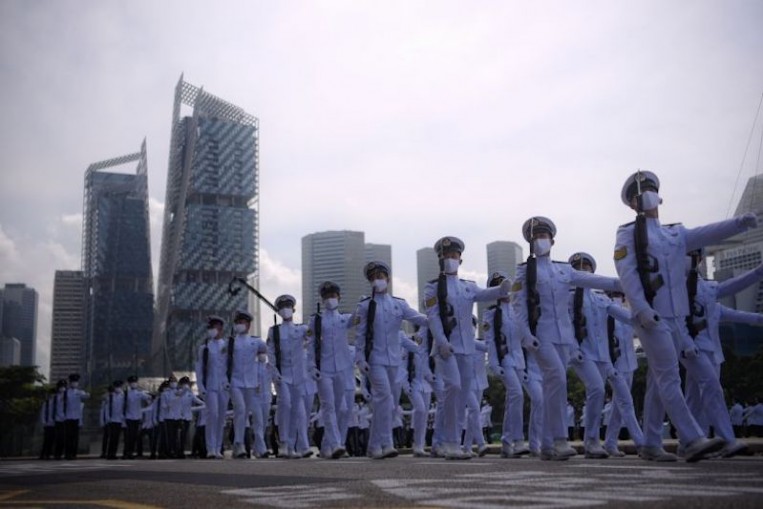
[
  {"left": 365, "top": 290, "right": 376, "bottom": 362},
  {"left": 526, "top": 218, "right": 541, "bottom": 335},
  {"left": 633, "top": 171, "right": 663, "bottom": 305},
  {"left": 606, "top": 315, "right": 620, "bottom": 364},
  {"left": 437, "top": 259, "right": 455, "bottom": 341},
  {"left": 685, "top": 250, "right": 707, "bottom": 338},
  {"left": 492, "top": 304, "right": 508, "bottom": 364},
  {"left": 314, "top": 303, "right": 322, "bottom": 371},
  {"left": 272, "top": 315, "right": 281, "bottom": 372},
  {"left": 571, "top": 258, "right": 587, "bottom": 343}
]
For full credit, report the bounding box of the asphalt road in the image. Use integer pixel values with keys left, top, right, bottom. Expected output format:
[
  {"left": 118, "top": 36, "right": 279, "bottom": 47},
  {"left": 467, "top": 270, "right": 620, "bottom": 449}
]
[{"left": 2, "top": 452, "right": 763, "bottom": 508}]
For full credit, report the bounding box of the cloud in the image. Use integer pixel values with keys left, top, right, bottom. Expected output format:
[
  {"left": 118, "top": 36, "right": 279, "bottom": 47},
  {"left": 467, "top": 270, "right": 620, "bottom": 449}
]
[{"left": 60, "top": 213, "right": 82, "bottom": 228}]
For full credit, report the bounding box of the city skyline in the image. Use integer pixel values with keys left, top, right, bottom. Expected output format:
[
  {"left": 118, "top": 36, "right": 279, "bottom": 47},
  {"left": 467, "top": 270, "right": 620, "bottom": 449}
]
[{"left": 1, "top": 2, "right": 762, "bottom": 378}]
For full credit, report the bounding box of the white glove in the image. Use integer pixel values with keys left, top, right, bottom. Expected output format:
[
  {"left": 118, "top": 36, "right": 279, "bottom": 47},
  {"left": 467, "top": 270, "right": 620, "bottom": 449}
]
[
  {"left": 738, "top": 212, "right": 758, "bottom": 229},
  {"left": 682, "top": 346, "right": 699, "bottom": 359},
  {"left": 500, "top": 278, "right": 512, "bottom": 295},
  {"left": 520, "top": 370, "right": 529, "bottom": 383},
  {"left": 404, "top": 384, "right": 413, "bottom": 396},
  {"left": 222, "top": 381, "right": 231, "bottom": 391},
  {"left": 490, "top": 366, "right": 505, "bottom": 377},
  {"left": 310, "top": 368, "right": 321, "bottom": 381},
  {"left": 437, "top": 343, "right": 453, "bottom": 360},
  {"left": 636, "top": 309, "right": 660, "bottom": 330},
  {"left": 571, "top": 349, "right": 584, "bottom": 364},
  {"left": 424, "top": 372, "right": 435, "bottom": 384},
  {"left": 356, "top": 360, "right": 370, "bottom": 373},
  {"left": 521, "top": 335, "right": 540, "bottom": 351},
  {"left": 273, "top": 371, "right": 282, "bottom": 384}
]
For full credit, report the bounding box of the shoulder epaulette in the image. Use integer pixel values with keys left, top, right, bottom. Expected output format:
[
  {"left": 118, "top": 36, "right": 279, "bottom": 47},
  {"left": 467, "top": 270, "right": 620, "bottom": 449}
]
[
  {"left": 459, "top": 278, "right": 476, "bottom": 283},
  {"left": 518, "top": 261, "right": 527, "bottom": 267},
  {"left": 487, "top": 304, "right": 498, "bottom": 311},
  {"left": 428, "top": 278, "right": 439, "bottom": 284},
  {"left": 393, "top": 296, "right": 405, "bottom": 301},
  {"left": 552, "top": 260, "right": 566, "bottom": 264},
  {"left": 618, "top": 221, "right": 636, "bottom": 228},
  {"left": 359, "top": 296, "right": 371, "bottom": 302},
  {"left": 664, "top": 222, "right": 682, "bottom": 228}
]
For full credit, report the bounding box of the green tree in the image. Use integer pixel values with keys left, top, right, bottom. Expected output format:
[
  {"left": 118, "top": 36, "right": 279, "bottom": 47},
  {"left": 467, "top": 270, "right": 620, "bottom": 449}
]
[{"left": 0, "top": 365, "right": 47, "bottom": 457}]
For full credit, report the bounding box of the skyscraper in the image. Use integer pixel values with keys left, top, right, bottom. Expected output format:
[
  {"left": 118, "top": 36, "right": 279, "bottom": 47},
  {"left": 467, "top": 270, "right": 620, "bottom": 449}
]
[
  {"left": 364, "top": 243, "right": 393, "bottom": 294},
  {"left": 416, "top": 247, "right": 439, "bottom": 312},
  {"left": 82, "top": 142, "right": 154, "bottom": 387},
  {"left": 302, "top": 231, "right": 365, "bottom": 317},
  {"left": 1, "top": 283, "right": 38, "bottom": 367},
  {"left": 478, "top": 241, "right": 524, "bottom": 326},
  {"left": 50, "top": 271, "right": 86, "bottom": 383},
  {"left": 154, "top": 76, "right": 259, "bottom": 373}
]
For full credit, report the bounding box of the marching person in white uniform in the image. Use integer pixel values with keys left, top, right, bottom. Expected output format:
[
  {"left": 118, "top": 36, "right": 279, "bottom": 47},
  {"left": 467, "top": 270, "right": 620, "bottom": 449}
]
[{"left": 195, "top": 315, "right": 230, "bottom": 459}]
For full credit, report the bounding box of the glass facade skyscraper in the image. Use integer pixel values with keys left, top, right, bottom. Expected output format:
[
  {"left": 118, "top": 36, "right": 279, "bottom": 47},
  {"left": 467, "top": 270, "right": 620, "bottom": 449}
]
[
  {"left": 153, "top": 76, "right": 259, "bottom": 373},
  {"left": 0, "top": 283, "right": 38, "bottom": 367},
  {"left": 82, "top": 141, "right": 154, "bottom": 387}
]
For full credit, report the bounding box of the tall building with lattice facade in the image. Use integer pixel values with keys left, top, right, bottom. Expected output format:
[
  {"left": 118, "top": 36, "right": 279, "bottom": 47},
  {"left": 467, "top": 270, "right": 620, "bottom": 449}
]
[
  {"left": 416, "top": 247, "right": 439, "bottom": 312},
  {"left": 153, "top": 76, "right": 259, "bottom": 374},
  {"left": 82, "top": 142, "right": 154, "bottom": 386},
  {"left": 0, "top": 283, "right": 37, "bottom": 367}
]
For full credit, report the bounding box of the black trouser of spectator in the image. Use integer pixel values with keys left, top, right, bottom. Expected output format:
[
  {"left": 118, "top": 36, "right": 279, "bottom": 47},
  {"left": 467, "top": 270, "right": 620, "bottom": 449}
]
[
  {"left": 40, "top": 426, "right": 55, "bottom": 459},
  {"left": 393, "top": 426, "right": 404, "bottom": 449},
  {"left": 100, "top": 425, "right": 110, "bottom": 457},
  {"left": 123, "top": 419, "right": 141, "bottom": 458},
  {"left": 54, "top": 422, "right": 66, "bottom": 459},
  {"left": 157, "top": 421, "right": 168, "bottom": 458},
  {"left": 568, "top": 426, "right": 575, "bottom": 441},
  {"left": 165, "top": 419, "right": 180, "bottom": 458},
  {"left": 357, "top": 428, "right": 369, "bottom": 456},
  {"left": 106, "top": 422, "right": 122, "bottom": 459},
  {"left": 482, "top": 426, "right": 490, "bottom": 444},
  {"left": 346, "top": 426, "right": 359, "bottom": 456},
  {"left": 269, "top": 425, "right": 279, "bottom": 457},
  {"left": 137, "top": 427, "right": 149, "bottom": 456},
  {"left": 64, "top": 419, "right": 80, "bottom": 459},
  {"left": 313, "top": 426, "right": 324, "bottom": 451},
  {"left": 178, "top": 420, "right": 190, "bottom": 458},
  {"left": 425, "top": 427, "right": 433, "bottom": 447},
  {"left": 192, "top": 425, "right": 206, "bottom": 458},
  {"left": 148, "top": 427, "right": 158, "bottom": 458}
]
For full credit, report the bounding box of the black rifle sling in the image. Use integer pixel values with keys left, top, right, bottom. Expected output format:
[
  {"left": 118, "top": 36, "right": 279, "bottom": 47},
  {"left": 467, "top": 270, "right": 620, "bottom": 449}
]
[
  {"left": 314, "top": 313, "right": 322, "bottom": 371},
  {"left": 272, "top": 325, "right": 282, "bottom": 372},
  {"left": 226, "top": 336, "right": 235, "bottom": 383},
  {"left": 685, "top": 252, "right": 706, "bottom": 339},
  {"left": 572, "top": 288, "right": 587, "bottom": 344},
  {"left": 607, "top": 315, "right": 620, "bottom": 364},
  {"left": 365, "top": 296, "right": 377, "bottom": 363},
  {"left": 202, "top": 339, "right": 209, "bottom": 389}
]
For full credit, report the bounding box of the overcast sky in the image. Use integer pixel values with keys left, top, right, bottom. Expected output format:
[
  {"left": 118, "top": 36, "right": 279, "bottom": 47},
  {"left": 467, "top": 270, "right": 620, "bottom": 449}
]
[{"left": 1, "top": 1, "right": 761, "bottom": 379}]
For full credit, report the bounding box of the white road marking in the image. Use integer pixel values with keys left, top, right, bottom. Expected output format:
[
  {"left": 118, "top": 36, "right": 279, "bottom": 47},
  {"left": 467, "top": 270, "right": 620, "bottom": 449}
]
[
  {"left": 0, "top": 460, "right": 134, "bottom": 476},
  {"left": 223, "top": 485, "right": 361, "bottom": 508}
]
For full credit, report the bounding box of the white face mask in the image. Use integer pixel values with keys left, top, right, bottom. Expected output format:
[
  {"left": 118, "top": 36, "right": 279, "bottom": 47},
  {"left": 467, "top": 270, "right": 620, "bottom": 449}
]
[
  {"left": 533, "top": 239, "right": 552, "bottom": 256},
  {"left": 278, "top": 308, "right": 293, "bottom": 320},
  {"left": 130, "top": 382, "right": 138, "bottom": 390},
  {"left": 640, "top": 190, "right": 662, "bottom": 211},
  {"left": 234, "top": 323, "right": 248, "bottom": 334},
  {"left": 257, "top": 353, "right": 268, "bottom": 363},
  {"left": 59, "top": 387, "right": 66, "bottom": 393},
  {"left": 70, "top": 382, "right": 79, "bottom": 389},
  {"left": 169, "top": 382, "right": 177, "bottom": 389},
  {"left": 443, "top": 258, "right": 460, "bottom": 274},
  {"left": 372, "top": 279, "right": 388, "bottom": 292},
  {"left": 324, "top": 298, "right": 339, "bottom": 310},
  {"left": 115, "top": 387, "right": 123, "bottom": 393},
  {"left": 207, "top": 328, "right": 217, "bottom": 339}
]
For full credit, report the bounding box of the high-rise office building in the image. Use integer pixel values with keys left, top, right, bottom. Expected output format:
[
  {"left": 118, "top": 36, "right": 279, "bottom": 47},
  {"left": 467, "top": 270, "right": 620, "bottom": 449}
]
[
  {"left": 154, "top": 76, "right": 259, "bottom": 373},
  {"left": 1, "top": 283, "right": 38, "bottom": 367},
  {"left": 0, "top": 337, "right": 21, "bottom": 367},
  {"left": 49, "top": 271, "right": 86, "bottom": 383},
  {"left": 477, "top": 241, "right": 524, "bottom": 325},
  {"left": 364, "top": 243, "right": 393, "bottom": 294},
  {"left": 302, "top": 231, "right": 365, "bottom": 317},
  {"left": 416, "top": 247, "right": 439, "bottom": 312},
  {"left": 82, "top": 142, "right": 154, "bottom": 386}
]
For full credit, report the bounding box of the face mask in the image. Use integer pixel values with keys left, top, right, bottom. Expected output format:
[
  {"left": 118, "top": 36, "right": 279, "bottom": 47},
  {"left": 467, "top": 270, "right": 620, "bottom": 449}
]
[
  {"left": 70, "top": 382, "right": 79, "bottom": 389},
  {"left": 59, "top": 387, "right": 66, "bottom": 393},
  {"left": 179, "top": 384, "right": 188, "bottom": 391},
  {"left": 443, "top": 258, "right": 460, "bottom": 274},
  {"left": 207, "top": 328, "right": 217, "bottom": 339},
  {"left": 115, "top": 387, "right": 123, "bottom": 393},
  {"left": 257, "top": 353, "right": 268, "bottom": 363},
  {"left": 533, "top": 239, "right": 552, "bottom": 256},
  {"left": 372, "top": 279, "right": 388, "bottom": 292},
  {"left": 325, "top": 298, "right": 339, "bottom": 310},
  {"left": 640, "top": 190, "right": 662, "bottom": 210},
  {"left": 169, "top": 382, "right": 177, "bottom": 389},
  {"left": 234, "top": 323, "right": 248, "bottom": 334},
  {"left": 278, "top": 308, "right": 293, "bottom": 320},
  {"left": 130, "top": 382, "right": 138, "bottom": 390}
]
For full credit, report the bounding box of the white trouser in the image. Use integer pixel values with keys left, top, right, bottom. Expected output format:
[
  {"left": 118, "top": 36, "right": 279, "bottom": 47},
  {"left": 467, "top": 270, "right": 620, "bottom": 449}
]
[
  {"left": 435, "top": 353, "right": 474, "bottom": 448},
  {"left": 276, "top": 381, "right": 306, "bottom": 450},
  {"left": 604, "top": 370, "right": 636, "bottom": 448},
  {"left": 533, "top": 342, "right": 569, "bottom": 449},
  {"left": 317, "top": 371, "right": 347, "bottom": 451},
  {"left": 368, "top": 364, "right": 398, "bottom": 452},
  {"left": 683, "top": 349, "right": 734, "bottom": 443},
  {"left": 231, "top": 386, "right": 258, "bottom": 447},
  {"left": 297, "top": 392, "right": 316, "bottom": 453},
  {"left": 595, "top": 362, "right": 644, "bottom": 447},
  {"left": 501, "top": 366, "right": 525, "bottom": 444},
  {"left": 463, "top": 388, "right": 485, "bottom": 448},
  {"left": 205, "top": 389, "right": 230, "bottom": 455},
  {"left": 250, "top": 390, "right": 268, "bottom": 455},
  {"left": 569, "top": 355, "right": 605, "bottom": 443},
  {"left": 522, "top": 377, "right": 543, "bottom": 452},
  {"left": 639, "top": 317, "right": 704, "bottom": 447},
  {"left": 410, "top": 389, "right": 432, "bottom": 449},
  {"left": 431, "top": 377, "right": 445, "bottom": 447}
]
